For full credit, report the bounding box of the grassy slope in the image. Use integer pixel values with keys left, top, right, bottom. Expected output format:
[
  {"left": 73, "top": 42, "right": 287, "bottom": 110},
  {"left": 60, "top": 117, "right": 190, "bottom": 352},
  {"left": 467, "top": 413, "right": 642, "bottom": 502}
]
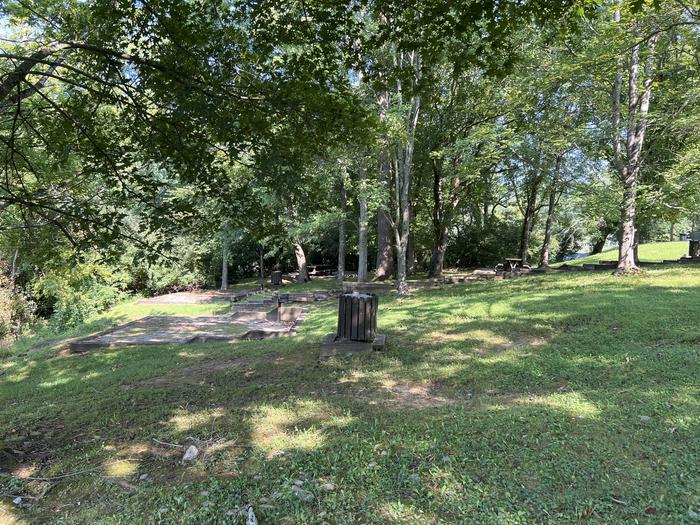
[
  {"left": 3, "top": 301, "right": 234, "bottom": 359},
  {"left": 553, "top": 241, "right": 688, "bottom": 267},
  {"left": 1, "top": 269, "right": 699, "bottom": 524}
]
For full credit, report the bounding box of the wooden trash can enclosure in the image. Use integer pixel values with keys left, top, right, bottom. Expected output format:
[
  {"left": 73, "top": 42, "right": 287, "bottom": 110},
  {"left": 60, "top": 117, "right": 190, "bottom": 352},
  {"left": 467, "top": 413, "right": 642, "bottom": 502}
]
[
  {"left": 320, "top": 293, "right": 386, "bottom": 358},
  {"left": 690, "top": 240, "right": 700, "bottom": 259},
  {"left": 271, "top": 271, "right": 283, "bottom": 286},
  {"left": 337, "top": 293, "right": 377, "bottom": 342}
]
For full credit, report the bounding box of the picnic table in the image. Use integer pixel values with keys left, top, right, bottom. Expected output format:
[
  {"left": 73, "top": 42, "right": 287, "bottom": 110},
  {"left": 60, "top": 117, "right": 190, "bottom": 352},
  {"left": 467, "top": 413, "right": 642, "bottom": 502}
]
[
  {"left": 497, "top": 258, "right": 531, "bottom": 272},
  {"left": 308, "top": 264, "right": 335, "bottom": 276}
]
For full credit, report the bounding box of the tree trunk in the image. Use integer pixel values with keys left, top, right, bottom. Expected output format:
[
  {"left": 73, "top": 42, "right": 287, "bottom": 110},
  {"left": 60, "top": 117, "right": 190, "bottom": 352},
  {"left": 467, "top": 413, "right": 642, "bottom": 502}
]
[
  {"left": 591, "top": 219, "right": 612, "bottom": 254},
  {"left": 591, "top": 236, "right": 607, "bottom": 255},
  {"left": 428, "top": 158, "right": 462, "bottom": 278},
  {"left": 357, "top": 165, "right": 369, "bottom": 283},
  {"left": 429, "top": 226, "right": 448, "bottom": 277},
  {"left": 286, "top": 206, "right": 309, "bottom": 282},
  {"left": 519, "top": 197, "right": 537, "bottom": 264},
  {"left": 259, "top": 248, "right": 264, "bottom": 280},
  {"left": 375, "top": 209, "right": 394, "bottom": 280},
  {"left": 615, "top": 29, "right": 659, "bottom": 274},
  {"left": 391, "top": 49, "right": 421, "bottom": 296},
  {"left": 406, "top": 230, "right": 416, "bottom": 276},
  {"left": 294, "top": 242, "right": 309, "bottom": 283},
  {"left": 539, "top": 186, "right": 557, "bottom": 267},
  {"left": 669, "top": 223, "right": 675, "bottom": 242},
  {"left": 10, "top": 247, "right": 18, "bottom": 285},
  {"left": 220, "top": 238, "right": 229, "bottom": 291},
  {"left": 337, "top": 177, "right": 346, "bottom": 284},
  {"left": 375, "top": 157, "right": 394, "bottom": 280}
]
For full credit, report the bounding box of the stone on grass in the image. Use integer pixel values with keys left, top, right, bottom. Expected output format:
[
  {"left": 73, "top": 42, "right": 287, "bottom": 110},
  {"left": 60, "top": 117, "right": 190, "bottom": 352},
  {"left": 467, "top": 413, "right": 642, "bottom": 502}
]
[
  {"left": 689, "top": 510, "right": 699, "bottom": 520},
  {"left": 291, "top": 485, "right": 314, "bottom": 502},
  {"left": 320, "top": 482, "right": 336, "bottom": 492},
  {"left": 182, "top": 445, "right": 199, "bottom": 463},
  {"left": 367, "top": 461, "right": 378, "bottom": 468},
  {"left": 639, "top": 416, "right": 651, "bottom": 423},
  {"left": 293, "top": 479, "right": 304, "bottom": 487},
  {"left": 247, "top": 506, "right": 258, "bottom": 525}
]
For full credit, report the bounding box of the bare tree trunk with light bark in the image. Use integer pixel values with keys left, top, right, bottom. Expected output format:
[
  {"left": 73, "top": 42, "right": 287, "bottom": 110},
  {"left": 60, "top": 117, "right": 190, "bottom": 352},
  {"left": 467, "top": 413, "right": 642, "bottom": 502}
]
[
  {"left": 337, "top": 177, "right": 346, "bottom": 284},
  {"left": 539, "top": 186, "right": 557, "bottom": 267},
  {"left": 612, "top": 12, "right": 660, "bottom": 274},
  {"left": 357, "top": 164, "right": 369, "bottom": 283},
  {"left": 390, "top": 49, "right": 421, "bottom": 296}
]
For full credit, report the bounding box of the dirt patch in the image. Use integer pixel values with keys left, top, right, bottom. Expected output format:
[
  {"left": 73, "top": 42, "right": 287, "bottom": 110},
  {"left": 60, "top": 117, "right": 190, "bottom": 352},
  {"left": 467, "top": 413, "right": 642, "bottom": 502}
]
[
  {"left": 381, "top": 380, "right": 457, "bottom": 409},
  {"left": 138, "top": 289, "right": 258, "bottom": 305},
  {"left": 126, "top": 356, "right": 257, "bottom": 389}
]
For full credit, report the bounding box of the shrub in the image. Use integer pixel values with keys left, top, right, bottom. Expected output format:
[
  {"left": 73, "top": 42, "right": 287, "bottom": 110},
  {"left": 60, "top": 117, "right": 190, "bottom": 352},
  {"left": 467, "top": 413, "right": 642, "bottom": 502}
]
[
  {"left": 0, "top": 278, "right": 35, "bottom": 342},
  {"left": 32, "top": 259, "right": 127, "bottom": 331}
]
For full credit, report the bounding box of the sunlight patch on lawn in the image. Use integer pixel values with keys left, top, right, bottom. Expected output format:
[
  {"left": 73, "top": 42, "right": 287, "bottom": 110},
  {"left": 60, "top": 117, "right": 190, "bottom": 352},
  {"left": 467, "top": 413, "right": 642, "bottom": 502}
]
[
  {"left": 0, "top": 503, "right": 28, "bottom": 525},
  {"left": 417, "top": 327, "right": 512, "bottom": 348},
  {"left": 38, "top": 376, "right": 74, "bottom": 388},
  {"left": 103, "top": 459, "right": 139, "bottom": 478},
  {"left": 169, "top": 407, "right": 226, "bottom": 432},
  {"left": 176, "top": 351, "right": 207, "bottom": 358},
  {"left": 2, "top": 361, "right": 38, "bottom": 383},
  {"left": 509, "top": 392, "right": 601, "bottom": 418},
  {"left": 250, "top": 400, "right": 354, "bottom": 455},
  {"left": 377, "top": 500, "right": 439, "bottom": 524}
]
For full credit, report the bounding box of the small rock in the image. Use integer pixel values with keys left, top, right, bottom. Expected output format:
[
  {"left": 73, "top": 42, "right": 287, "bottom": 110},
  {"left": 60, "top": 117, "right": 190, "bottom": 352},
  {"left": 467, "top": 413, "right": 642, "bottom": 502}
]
[
  {"left": 158, "top": 508, "right": 168, "bottom": 514},
  {"left": 253, "top": 474, "right": 262, "bottom": 480},
  {"left": 367, "top": 461, "right": 378, "bottom": 468},
  {"left": 200, "top": 490, "right": 210, "bottom": 497},
  {"left": 247, "top": 506, "right": 258, "bottom": 525},
  {"left": 12, "top": 497, "right": 21, "bottom": 505},
  {"left": 689, "top": 510, "right": 699, "bottom": 520},
  {"left": 291, "top": 485, "right": 314, "bottom": 502},
  {"left": 442, "top": 455, "right": 451, "bottom": 463},
  {"left": 270, "top": 492, "right": 283, "bottom": 499},
  {"left": 639, "top": 416, "right": 651, "bottom": 423},
  {"left": 320, "top": 482, "right": 336, "bottom": 492},
  {"left": 182, "top": 445, "right": 199, "bottom": 462},
  {"left": 293, "top": 479, "right": 304, "bottom": 487},
  {"left": 139, "top": 473, "right": 148, "bottom": 481}
]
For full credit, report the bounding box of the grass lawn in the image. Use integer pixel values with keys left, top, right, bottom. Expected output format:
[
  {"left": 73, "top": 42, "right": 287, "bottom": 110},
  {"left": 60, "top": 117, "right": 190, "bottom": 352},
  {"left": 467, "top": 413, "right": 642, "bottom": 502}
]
[
  {"left": 1, "top": 268, "right": 700, "bottom": 524},
  {"left": 553, "top": 241, "right": 689, "bottom": 267}
]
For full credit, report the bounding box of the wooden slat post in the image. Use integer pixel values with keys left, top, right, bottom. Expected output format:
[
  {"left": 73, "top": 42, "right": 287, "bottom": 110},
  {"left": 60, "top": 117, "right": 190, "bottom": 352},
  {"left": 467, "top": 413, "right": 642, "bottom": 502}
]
[{"left": 336, "top": 293, "right": 377, "bottom": 342}]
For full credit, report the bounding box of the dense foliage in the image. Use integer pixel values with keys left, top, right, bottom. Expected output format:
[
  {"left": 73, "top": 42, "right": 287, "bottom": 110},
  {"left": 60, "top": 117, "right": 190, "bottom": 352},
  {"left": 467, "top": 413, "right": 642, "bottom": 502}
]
[{"left": 1, "top": 0, "right": 699, "bottom": 332}]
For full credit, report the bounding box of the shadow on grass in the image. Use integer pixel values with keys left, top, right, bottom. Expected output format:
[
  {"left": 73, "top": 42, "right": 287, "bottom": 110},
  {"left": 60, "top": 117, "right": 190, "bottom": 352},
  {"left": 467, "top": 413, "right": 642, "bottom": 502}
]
[{"left": 2, "top": 270, "right": 700, "bottom": 523}]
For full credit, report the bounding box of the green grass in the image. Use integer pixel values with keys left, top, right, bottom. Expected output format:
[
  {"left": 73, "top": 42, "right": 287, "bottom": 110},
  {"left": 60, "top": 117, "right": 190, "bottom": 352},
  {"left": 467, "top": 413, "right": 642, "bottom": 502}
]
[
  {"left": 553, "top": 241, "right": 689, "bottom": 267},
  {"left": 2, "top": 269, "right": 700, "bottom": 524}
]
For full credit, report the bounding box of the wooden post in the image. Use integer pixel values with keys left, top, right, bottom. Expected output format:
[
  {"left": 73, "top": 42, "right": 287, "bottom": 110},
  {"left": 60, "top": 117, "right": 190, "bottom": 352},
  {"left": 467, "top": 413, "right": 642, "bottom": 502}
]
[{"left": 336, "top": 293, "right": 377, "bottom": 342}]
